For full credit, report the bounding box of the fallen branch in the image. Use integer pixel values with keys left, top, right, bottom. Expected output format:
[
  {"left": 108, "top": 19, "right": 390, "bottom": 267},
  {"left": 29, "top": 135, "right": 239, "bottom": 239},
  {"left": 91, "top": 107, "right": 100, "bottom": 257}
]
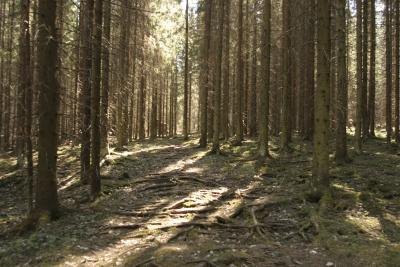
[{"left": 107, "top": 223, "right": 142, "bottom": 230}]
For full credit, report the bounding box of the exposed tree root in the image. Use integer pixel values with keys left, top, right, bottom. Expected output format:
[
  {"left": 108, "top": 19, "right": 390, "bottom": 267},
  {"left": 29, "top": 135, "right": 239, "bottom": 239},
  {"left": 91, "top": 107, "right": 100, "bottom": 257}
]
[
  {"left": 186, "top": 259, "right": 219, "bottom": 267},
  {"left": 133, "top": 256, "right": 155, "bottom": 267}
]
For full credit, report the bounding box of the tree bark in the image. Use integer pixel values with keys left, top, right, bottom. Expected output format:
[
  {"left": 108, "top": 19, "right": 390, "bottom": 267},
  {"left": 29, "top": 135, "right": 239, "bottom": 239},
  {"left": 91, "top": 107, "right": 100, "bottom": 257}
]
[
  {"left": 259, "top": 0, "right": 271, "bottom": 158},
  {"left": 199, "top": 0, "right": 212, "bottom": 147},
  {"left": 386, "top": 0, "right": 392, "bottom": 145},
  {"left": 312, "top": 0, "right": 331, "bottom": 198},
  {"left": 368, "top": 0, "right": 376, "bottom": 136},
  {"left": 35, "top": 0, "right": 60, "bottom": 218},
  {"left": 335, "top": 0, "right": 348, "bottom": 163}
]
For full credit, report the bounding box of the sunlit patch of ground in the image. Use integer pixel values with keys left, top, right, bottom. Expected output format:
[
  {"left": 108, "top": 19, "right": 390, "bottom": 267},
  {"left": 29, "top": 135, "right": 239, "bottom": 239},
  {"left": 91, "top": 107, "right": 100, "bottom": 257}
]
[{"left": 0, "top": 136, "right": 399, "bottom": 266}]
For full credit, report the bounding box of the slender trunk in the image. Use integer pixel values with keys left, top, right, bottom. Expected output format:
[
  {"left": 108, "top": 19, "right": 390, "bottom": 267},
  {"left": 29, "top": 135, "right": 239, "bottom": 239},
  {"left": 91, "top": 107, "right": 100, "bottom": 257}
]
[
  {"left": 199, "top": 0, "right": 212, "bottom": 147},
  {"left": 90, "top": 0, "right": 103, "bottom": 199},
  {"left": 212, "top": 0, "right": 225, "bottom": 153},
  {"left": 355, "top": 0, "right": 363, "bottom": 151},
  {"left": 281, "top": 0, "right": 292, "bottom": 150},
  {"left": 259, "top": 0, "right": 271, "bottom": 158},
  {"left": 222, "top": 0, "right": 231, "bottom": 140},
  {"left": 248, "top": 1, "right": 258, "bottom": 137},
  {"left": 395, "top": 0, "right": 400, "bottom": 143},
  {"left": 369, "top": 0, "right": 376, "bottom": 136},
  {"left": 183, "top": 0, "right": 189, "bottom": 140},
  {"left": 386, "top": 0, "right": 393, "bottom": 145},
  {"left": 234, "top": 0, "right": 244, "bottom": 145},
  {"left": 335, "top": 0, "right": 348, "bottom": 163},
  {"left": 101, "top": 0, "right": 111, "bottom": 154},
  {"left": 362, "top": 0, "right": 369, "bottom": 136}
]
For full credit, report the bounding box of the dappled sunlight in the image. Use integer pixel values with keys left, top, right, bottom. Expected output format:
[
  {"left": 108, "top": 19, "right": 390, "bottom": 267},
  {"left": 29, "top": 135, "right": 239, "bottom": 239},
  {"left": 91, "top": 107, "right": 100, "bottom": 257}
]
[{"left": 346, "top": 213, "right": 384, "bottom": 240}]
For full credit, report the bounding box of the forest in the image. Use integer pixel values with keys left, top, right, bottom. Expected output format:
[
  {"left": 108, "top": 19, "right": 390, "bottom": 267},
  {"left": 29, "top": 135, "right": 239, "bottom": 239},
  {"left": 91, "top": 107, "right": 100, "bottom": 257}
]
[{"left": 0, "top": 0, "right": 400, "bottom": 266}]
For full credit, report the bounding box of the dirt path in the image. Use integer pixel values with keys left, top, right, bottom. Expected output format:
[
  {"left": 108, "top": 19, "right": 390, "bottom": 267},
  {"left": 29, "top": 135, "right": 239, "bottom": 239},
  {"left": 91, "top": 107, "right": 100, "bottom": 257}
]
[{"left": 1, "top": 137, "right": 399, "bottom": 266}]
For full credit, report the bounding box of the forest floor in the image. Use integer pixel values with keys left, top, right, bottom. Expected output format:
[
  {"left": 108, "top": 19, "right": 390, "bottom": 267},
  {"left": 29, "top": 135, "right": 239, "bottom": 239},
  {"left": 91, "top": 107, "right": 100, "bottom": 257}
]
[{"left": 1, "top": 134, "right": 400, "bottom": 266}]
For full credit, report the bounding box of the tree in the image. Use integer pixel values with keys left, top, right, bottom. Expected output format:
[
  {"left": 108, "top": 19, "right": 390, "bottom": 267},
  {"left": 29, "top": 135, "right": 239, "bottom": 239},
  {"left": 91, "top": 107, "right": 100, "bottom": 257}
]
[
  {"left": 258, "top": 0, "right": 271, "bottom": 158},
  {"left": 304, "top": 0, "right": 316, "bottom": 141},
  {"left": 199, "top": 0, "right": 212, "bottom": 148},
  {"left": 335, "top": 0, "right": 348, "bottom": 163},
  {"left": 355, "top": 0, "right": 363, "bottom": 152},
  {"left": 79, "top": 0, "right": 94, "bottom": 183},
  {"left": 369, "top": 0, "right": 376, "bottom": 136},
  {"left": 248, "top": 1, "right": 258, "bottom": 138},
  {"left": 222, "top": 0, "right": 231, "bottom": 140},
  {"left": 395, "top": 0, "right": 400, "bottom": 143},
  {"left": 281, "top": 0, "right": 292, "bottom": 151},
  {"left": 183, "top": 0, "right": 189, "bottom": 140},
  {"left": 211, "top": 0, "right": 225, "bottom": 154},
  {"left": 362, "top": 0, "right": 369, "bottom": 137},
  {"left": 386, "top": 0, "right": 392, "bottom": 145},
  {"left": 19, "top": 0, "right": 33, "bottom": 212},
  {"left": 90, "top": 0, "right": 103, "bottom": 199},
  {"left": 234, "top": 0, "right": 244, "bottom": 145},
  {"left": 312, "top": 0, "right": 331, "bottom": 198},
  {"left": 101, "top": 0, "right": 111, "bottom": 155},
  {"left": 35, "top": 0, "right": 60, "bottom": 218}
]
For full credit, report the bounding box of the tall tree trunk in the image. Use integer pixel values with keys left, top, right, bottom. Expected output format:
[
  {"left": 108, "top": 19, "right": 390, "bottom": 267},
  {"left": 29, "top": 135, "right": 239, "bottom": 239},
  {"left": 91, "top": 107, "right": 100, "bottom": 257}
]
[
  {"left": 335, "top": 0, "right": 348, "bottom": 163},
  {"left": 0, "top": 0, "right": 5, "bottom": 148},
  {"left": 211, "top": 0, "right": 225, "bottom": 154},
  {"left": 281, "top": 0, "right": 292, "bottom": 150},
  {"left": 234, "top": 0, "right": 244, "bottom": 145},
  {"left": 17, "top": 0, "right": 31, "bottom": 167},
  {"left": 4, "top": 0, "right": 15, "bottom": 151},
  {"left": 101, "top": 0, "right": 111, "bottom": 155},
  {"left": 248, "top": 1, "right": 258, "bottom": 138},
  {"left": 369, "top": 0, "right": 376, "bottom": 136},
  {"left": 222, "top": 0, "right": 231, "bottom": 140},
  {"left": 259, "top": 0, "right": 271, "bottom": 158},
  {"left": 312, "top": 0, "right": 331, "bottom": 199},
  {"left": 19, "top": 0, "right": 33, "bottom": 212},
  {"left": 362, "top": 0, "right": 369, "bottom": 137},
  {"left": 199, "top": 0, "right": 212, "bottom": 147},
  {"left": 386, "top": 0, "right": 393, "bottom": 145},
  {"left": 304, "top": 0, "right": 315, "bottom": 141},
  {"left": 355, "top": 0, "right": 363, "bottom": 152},
  {"left": 183, "top": 0, "right": 189, "bottom": 140},
  {"left": 79, "top": 0, "right": 94, "bottom": 183},
  {"left": 395, "top": 0, "right": 400, "bottom": 143},
  {"left": 35, "top": 0, "right": 60, "bottom": 218},
  {"left": 90, "top": 0, "right": 103, "bottom": 200}
]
